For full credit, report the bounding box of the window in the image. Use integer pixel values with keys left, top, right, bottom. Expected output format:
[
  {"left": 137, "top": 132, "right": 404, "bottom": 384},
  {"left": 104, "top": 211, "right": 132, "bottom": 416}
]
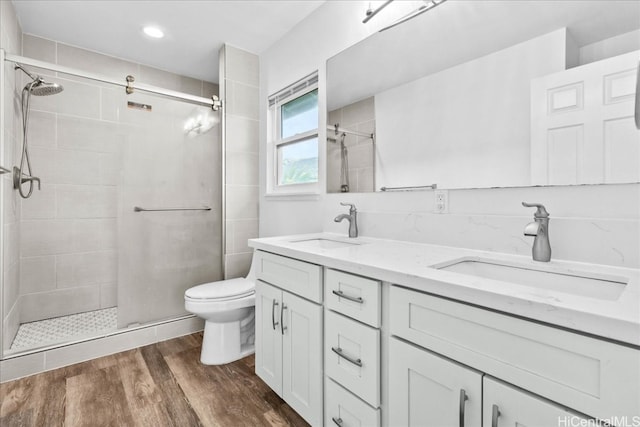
[{"left": 268, "top": 72, "right": 319, "bottom": 195}]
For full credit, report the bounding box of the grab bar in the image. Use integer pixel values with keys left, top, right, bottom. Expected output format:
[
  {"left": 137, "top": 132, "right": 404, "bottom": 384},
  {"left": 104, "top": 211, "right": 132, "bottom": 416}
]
[
  {"left": 380, "top": 184, "right": 437, "bottom": 191},
  {"left": 0, "top": 166, "right": 11, "bottom": 175},
  {"left": 133, "top": 206, "right": 212, "bottom": 212}
]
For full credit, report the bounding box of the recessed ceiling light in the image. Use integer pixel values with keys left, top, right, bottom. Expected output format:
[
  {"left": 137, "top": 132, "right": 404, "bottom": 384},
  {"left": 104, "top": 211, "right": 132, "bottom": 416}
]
[{"left": 143, "top": 26, "right": 164, "bottom": 39}]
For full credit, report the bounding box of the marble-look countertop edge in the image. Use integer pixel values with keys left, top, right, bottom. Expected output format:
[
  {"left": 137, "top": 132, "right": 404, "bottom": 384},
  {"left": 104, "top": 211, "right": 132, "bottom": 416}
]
[{"left": 249, "top": 233, "right": 640, "bottom": 347}]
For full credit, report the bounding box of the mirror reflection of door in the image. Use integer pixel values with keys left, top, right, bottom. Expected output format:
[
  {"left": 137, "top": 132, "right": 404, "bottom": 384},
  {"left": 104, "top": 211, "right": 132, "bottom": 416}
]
[{"left": 326, "top": 1, "right": 640, "bottom": 192}]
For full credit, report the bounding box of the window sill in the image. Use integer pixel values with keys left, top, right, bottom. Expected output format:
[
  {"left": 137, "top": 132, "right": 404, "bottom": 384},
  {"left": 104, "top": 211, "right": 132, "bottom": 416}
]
[{"left": 264, "top": 192, "right": 321, "bottom": 201}]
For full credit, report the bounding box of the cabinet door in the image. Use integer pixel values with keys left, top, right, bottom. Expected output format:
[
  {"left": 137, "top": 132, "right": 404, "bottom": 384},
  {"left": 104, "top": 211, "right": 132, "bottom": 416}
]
[
  {"left": 255, "top": 280, "right": 283, "bottom": 396},
  {"left": 483, "top": 377, "right": 590, "bottom": 427},
  {"left": 389, "top": 337, "right": 482, "bottom": 427},
  {"left": 282, "top": 291, "right": 323, "bottom": 426}
]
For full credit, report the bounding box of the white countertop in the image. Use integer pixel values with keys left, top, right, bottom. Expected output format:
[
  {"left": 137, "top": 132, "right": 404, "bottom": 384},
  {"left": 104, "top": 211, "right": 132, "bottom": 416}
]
[{"left": 249, "top": 233, "right": 640, "bottom": 347}]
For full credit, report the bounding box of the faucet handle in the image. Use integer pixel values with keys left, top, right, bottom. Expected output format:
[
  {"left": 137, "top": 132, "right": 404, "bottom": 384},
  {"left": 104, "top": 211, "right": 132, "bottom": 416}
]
[
  {"left": 340, "top": 202, "right": 357, "bottom": 212},
  {"left": 522, "top": 202, "right": 549, "bottom": 218}
]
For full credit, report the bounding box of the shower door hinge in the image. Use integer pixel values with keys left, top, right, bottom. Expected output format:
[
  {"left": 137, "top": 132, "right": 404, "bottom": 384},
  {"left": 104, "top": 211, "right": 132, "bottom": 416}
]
[
  {"left": 125, "top": 75, "right": 135, "bottom": 94},
  {"left": 211, "top": 95, "right": 222, "bottom": 111}
]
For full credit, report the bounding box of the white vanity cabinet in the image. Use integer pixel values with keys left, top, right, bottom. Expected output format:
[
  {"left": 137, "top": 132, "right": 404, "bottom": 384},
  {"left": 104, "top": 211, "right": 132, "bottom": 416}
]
[
  {"left": 249, "top": 237, "right": 639, "bottom": 427},
  {"left": 254, "top": 251, "right": 324, "bottom": 426},
  {"left": 389, "top": 337, "right": 590, "bottom": 427},
  {"left": 390, "top": 285, "right": 640, "bottom": 422}
]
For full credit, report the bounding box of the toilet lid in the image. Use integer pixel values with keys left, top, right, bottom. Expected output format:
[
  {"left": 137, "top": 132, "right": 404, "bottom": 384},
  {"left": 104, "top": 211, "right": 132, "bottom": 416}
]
[{"left": 185, "top": 278, "right": 254, "bottom": 300}]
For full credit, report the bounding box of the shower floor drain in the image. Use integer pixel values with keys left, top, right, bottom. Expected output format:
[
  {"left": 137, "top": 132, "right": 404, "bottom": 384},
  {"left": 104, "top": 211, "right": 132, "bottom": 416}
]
[{"left": 10, "top": 307, "right": 117, "bottom": 350}]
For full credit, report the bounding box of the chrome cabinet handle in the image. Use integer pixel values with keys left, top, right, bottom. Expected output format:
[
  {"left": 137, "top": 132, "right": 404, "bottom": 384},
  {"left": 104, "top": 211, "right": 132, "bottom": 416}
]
[
  {"left": 331, "top": 347, "right": 362, "bottom": 367},
  {"left": 635, "top": 61, "right": 640, "bottom": 130},
  {"left": 491, "top": 404, "right": 501, "bottom": 427},
  {"left": 271, "top": 300, "right": 279, "bottom": 330},
  {"left": 332, "top": 290, "right": 364, "bottom": 304},
  {"left": 459, "top": 389, "right": 468, "bottom": 427},
  {"left": 280, "top": 304, "right": 287, "bottom": 335},
  {"left": 332, "top": 417, "right": 343, "bottom": 426}
]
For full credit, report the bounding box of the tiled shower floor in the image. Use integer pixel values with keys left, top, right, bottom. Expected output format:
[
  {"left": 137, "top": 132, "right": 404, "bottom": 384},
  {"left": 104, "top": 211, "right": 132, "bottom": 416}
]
[{"left": 10, "top": 308, "right": 118, "bottom": 350}]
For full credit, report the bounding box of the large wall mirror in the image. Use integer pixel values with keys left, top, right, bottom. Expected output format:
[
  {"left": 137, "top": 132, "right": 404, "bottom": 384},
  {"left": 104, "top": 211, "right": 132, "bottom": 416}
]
[{"left": 326, "top": 1, "right": 640, "bottom": 193}]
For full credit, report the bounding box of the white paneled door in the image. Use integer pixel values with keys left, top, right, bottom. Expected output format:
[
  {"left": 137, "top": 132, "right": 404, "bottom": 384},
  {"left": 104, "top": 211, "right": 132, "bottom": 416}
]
[{"left": 531, "top": 50, "right": 640, "bottom": 185}]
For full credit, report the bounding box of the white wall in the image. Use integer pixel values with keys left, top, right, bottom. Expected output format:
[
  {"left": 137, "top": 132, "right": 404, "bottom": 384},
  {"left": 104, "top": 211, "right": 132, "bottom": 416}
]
[{"left": 260, "top": 1, "right": 639, "bottom": 268}]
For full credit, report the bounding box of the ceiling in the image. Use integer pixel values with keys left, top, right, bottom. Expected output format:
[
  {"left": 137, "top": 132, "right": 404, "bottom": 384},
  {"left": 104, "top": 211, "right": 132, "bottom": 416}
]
[{"left": 12, "top": 0, "right": 325, "bottom": 83}]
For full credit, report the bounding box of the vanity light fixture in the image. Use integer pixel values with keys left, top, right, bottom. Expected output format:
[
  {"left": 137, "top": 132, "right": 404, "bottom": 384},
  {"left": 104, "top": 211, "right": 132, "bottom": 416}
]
[
  {"left": 363, "top": 0, "right": 394, "bottom": 24},
  {"left": 379, "top": 0, "right": 447, "bottom": 32},
  {"left": 143, "top": 26, "right": 164, "bottom": 39}
]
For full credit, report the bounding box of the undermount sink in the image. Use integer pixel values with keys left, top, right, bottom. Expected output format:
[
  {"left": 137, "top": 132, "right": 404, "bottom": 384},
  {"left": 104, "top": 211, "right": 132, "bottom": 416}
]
[
  {"left": 290, "top": 238, "right": 361, "bottom": 249},
  {"left": 436, "top": 258, "right": 628, "bottom": 301}
]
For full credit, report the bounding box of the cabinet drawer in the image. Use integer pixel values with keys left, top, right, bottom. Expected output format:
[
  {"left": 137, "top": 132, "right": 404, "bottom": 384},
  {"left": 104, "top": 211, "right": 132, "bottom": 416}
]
[
  {"left": 255, "top": 251, "right": 322, "bottom": 303},
  {"left": 326, "top": 378, "right": 380, "bottom": 427},
  {"left": 325, "top": 310, "right": 380, "bottom": 408},
  {"left": 390, "top": 285, "right": 640, "bottom": 420},
  {"left": 325, "top": 269, "right": 381, "bottom": 327}
]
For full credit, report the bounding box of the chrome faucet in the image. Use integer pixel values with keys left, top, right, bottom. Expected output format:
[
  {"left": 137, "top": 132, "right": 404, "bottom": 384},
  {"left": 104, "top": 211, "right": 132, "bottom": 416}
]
[
  {"left": 334, "top": 202, "right": 358, "bottom": 238},
  {"left": 522, "top": 202, "right": 551, "bottom": 262}
]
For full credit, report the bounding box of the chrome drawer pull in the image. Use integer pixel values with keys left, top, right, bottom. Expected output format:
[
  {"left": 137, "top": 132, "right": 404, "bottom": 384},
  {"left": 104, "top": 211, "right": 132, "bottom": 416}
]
[
  {"left": 459, "top": 389, "right": 468, "bottom": 427},
  {"left": 271, "top": 300, "right": 279, "bottom": 330},
  {"left": 331, "top": 346, "right": 362, "bottom": 367},
  {"left": 491, "top": 404, "right": 501, "bottom": 427},
  {"left": 332, "top": 417, "right": 343, "bottom": 426},
  {"left": 332, "top": 290, "right": 364, "bottom": 304},
  {"left": 281, "top": 304, "right": 287, "bottom": 335}
]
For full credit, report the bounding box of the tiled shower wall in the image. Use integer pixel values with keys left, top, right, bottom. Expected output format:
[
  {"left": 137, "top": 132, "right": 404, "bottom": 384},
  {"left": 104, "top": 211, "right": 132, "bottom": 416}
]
[
  {"left": 220, "top": 45, "right": 259, "bottom": 279},
  {"left": 14, "top": 34, "right": 219, "bottom": 325},
  {"left": 1, "top": 0, "right": 23, "bottom": 350},
  {"left": 327, "top": 97, "right": 375, "bottom": 193}
]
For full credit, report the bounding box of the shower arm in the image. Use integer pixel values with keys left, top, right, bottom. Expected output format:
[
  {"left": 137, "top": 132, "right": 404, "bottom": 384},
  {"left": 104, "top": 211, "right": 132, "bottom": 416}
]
[{"left": 14, "top": 63, "right": 40, "bottom": 82}]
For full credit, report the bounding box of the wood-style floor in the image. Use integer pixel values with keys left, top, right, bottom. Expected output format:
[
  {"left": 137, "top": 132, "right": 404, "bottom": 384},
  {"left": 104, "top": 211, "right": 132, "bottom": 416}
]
[{"left": 0, "top": 332, "right": 309, "bottom": 427}]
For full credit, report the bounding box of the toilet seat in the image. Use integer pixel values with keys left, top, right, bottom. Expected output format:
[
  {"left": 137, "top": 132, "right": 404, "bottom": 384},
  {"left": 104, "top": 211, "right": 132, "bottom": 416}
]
[{"left": 185, "top": 278, "right": 254, "bottom": 301}]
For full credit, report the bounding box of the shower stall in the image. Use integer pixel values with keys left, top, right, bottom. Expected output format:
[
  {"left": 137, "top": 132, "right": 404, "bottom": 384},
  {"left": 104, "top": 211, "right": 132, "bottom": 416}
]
[{"left": 0, "top": 51, "right": 223, "bottom": 357}]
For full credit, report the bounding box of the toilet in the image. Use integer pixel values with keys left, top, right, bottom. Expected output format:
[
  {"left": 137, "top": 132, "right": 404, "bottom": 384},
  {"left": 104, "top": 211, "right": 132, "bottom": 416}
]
[{"left": 184, "top": 256, "right": 256, "bottom": 365}]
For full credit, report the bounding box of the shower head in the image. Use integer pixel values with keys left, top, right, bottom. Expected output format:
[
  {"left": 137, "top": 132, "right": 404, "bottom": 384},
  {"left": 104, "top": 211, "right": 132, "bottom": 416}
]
[
  {"left": 15, "top": 63, "right": 64, "bottom": 96},
  {"left": 29, "top": 81, "right": 64, "bottom": 96}
]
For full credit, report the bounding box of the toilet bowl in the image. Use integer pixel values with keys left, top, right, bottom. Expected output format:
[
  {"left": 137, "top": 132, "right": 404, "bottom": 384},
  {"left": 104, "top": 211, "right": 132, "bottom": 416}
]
[{"left": 184, "top": 256, "right": 256, "bottom": 365}]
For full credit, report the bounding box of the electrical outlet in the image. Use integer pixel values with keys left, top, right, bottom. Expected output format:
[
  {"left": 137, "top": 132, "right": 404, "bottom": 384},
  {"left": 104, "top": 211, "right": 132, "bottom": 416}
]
[{"left": 434, "top": 190, "right": 448, "bottom": 213}]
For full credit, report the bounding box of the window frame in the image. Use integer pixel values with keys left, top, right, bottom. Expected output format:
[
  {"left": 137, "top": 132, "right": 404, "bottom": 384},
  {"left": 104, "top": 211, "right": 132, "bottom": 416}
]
[{"left": 267, "top": 75, "right": 319, "bottom": 196}]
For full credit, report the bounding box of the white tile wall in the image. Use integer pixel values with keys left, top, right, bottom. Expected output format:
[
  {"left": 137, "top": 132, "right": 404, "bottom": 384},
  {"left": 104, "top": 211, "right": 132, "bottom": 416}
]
[
  {"left": 1, "top": 0, "right": 23, "bottom": 351},
  {"left": 56, "top": 251, "right": 116, "bottom": 288},
  {"left": 222, "top": 45, "right": 260, "bottom": 278},
  {"left": 226, "top": 115, "right": 259, "bottom": 153},
  {"left": 20, "top": 256, "right": 55, "bottom": 293},
  {"left": 11, "top": 35, "right": 220, "bottom": 326},
  {"left": 226, "top": 81, "right": 260, "bottom": 120},
  {"left": 20, "top": 285, "right": 101, "bottom": 322},
  {"left": 323, "top": 184, "right": 640, "bottom": 268}
]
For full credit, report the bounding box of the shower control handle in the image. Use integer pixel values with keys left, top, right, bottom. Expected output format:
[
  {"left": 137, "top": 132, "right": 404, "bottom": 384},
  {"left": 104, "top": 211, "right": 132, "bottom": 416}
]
[{"left": 271, "top": 300, "right": 279, "bottom": 330}]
